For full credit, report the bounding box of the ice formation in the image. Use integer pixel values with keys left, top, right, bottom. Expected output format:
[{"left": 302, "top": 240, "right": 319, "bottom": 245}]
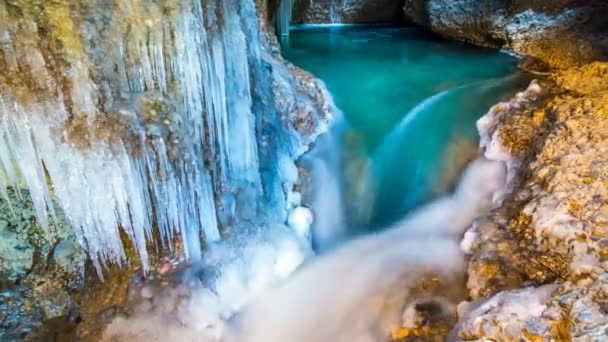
[
  {"left": 0, "top": 0, "right": 302, "bottom": 275},
  {"left": 102, "top": 225, "right": 312, "bottom": 342}
]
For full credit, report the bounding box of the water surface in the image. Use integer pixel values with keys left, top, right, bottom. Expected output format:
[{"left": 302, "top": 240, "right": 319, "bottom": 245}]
[{"left": 282, "top": 25, "right": 524, "bottom": 235}]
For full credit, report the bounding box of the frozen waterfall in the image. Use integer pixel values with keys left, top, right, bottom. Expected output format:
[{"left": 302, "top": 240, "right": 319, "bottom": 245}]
[{"left": 0, "top": 0, "right": 300, "bottom": 275}]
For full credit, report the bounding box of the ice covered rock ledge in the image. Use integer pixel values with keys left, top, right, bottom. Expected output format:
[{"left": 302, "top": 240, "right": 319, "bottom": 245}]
[
  {"left": 0, "top": 0, "right": 334, "bottom": 274},
  {"left": 455, "top": 63, "right": 608, "bottom": 341}
]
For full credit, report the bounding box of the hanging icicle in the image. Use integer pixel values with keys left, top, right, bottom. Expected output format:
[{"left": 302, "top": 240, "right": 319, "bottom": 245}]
[{"left": 0, "top": 0, "right": 291, "bottom": 275}]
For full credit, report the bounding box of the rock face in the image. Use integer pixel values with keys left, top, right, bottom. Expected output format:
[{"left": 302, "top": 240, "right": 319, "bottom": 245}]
[
  {"left": 402, "top": 0, "right": 608, "bottom": 68},
  {"left": 292, "top": 0, "right": 405, "bottom": 24},
  {"left": 0, "top": 188, "right": 85, "bottom": 340},
  {"left": 457, "top": 63, "right": 608, "bottom": 340}
]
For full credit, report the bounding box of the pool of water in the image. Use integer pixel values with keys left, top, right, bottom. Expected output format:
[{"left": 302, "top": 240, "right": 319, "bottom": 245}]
[{"left": 282, "top": 25, "right": 526, "bottom": 237}]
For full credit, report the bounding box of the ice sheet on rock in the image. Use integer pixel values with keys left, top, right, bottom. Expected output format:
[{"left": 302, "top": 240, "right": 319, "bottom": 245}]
[{"left": 102, "top": 226, "right": 312, "bottom": 342}]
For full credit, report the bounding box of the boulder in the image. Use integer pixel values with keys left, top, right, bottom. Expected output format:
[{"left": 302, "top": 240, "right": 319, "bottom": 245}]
[{"left": 402, "top": 0, "right": 608, "bottom": 68}]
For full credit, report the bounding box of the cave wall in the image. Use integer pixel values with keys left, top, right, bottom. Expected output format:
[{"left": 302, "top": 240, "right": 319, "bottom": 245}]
[
  {"left": 292, "top": 0, "right": 406, "bottom": 24},
  {"left": 402, "top": 0, "right": 608, "bottom": 68}
]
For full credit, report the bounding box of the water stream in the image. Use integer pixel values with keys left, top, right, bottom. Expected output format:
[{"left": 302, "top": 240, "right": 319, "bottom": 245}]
[
  {"left": 329, "top": 0, "right": 342, "bottom": 24},
  {"left": 100, "top": 23, "right": 528, "bottom": 342},
  {"left": 282, "top": 25, "right": 526, "bottom": 246},
  {"left": 0, "top": 4, "right": 530, "bottom": 338}
]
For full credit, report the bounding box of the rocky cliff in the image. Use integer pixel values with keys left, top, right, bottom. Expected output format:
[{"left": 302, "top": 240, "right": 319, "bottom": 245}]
[{"left": 455, "top": 61, "right": 608, "bottom": 342}]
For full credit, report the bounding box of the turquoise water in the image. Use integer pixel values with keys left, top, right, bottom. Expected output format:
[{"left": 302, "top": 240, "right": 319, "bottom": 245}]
[{"left": 282, "top": 26, "right": 525, "bottom": 231}]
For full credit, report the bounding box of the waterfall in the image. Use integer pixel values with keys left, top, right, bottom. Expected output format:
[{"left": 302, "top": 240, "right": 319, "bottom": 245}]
[
  {"left": 0, "top": 0, "right": 301, "bottom": 275},
  {"left": 376, "top": 76, "right": 520, "bottom": 158},
  {"left": 100, "top": 158, "right": 506, "bottom": 341},
  {"left": 230, "top": 159, "right": 506, "bottom": 342},
  {"left": 277, "top": 0, "right": 294, "bottom": 37},
  {"left": 304, "top": 115, "right": 347, "bottom": 251},
  {"left": 368, "top": 76, "right": 519, "bottom": 225},
  {"left": 329, "top": 0, "right": 342, "bottom": 24}
]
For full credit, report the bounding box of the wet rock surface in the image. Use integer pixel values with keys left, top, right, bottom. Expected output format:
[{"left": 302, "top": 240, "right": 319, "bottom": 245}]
[
  {"left": 0, "top": 188, "right": 85, "bottom": 341},
  {"left": 402, "top": 0, "right": 608, "bottom": 68},
  {"left": 458, "top": 62, "right": 608, "bottom": 340}
]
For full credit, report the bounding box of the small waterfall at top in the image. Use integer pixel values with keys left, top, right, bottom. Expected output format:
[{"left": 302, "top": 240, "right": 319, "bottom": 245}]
[
  {"left": 277, "top": 0, "right": 294, "bottom": 37},
  {"left": 329, "top": 0, "right": 342, "bottom": 24},
  {"left": 0, "top": 0, "right": 304, "bottom": 275}
]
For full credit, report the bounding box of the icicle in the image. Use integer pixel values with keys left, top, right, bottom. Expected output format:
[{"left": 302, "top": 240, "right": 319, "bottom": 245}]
[{"left": 0, "top": 0, "right": 287, "bottom": 275}]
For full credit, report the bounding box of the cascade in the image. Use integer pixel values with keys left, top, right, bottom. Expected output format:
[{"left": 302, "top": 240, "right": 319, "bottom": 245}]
[
  {"left": 0, "top": 0, "right": 298, "bottom": 275},
  {"left": 374, "top": 77, "right": 514, "bottom": 156},
  {"left": 329, "top": 0, "right": 342, "bottom": 24},
  {"left": 304, "top": 114, "right": 347, "bottom": 251},
  {"left": 277, "top": 0, "right": 294, "bottom": 37},
  {"left": 369, "top": 76, "right": 520, "bottom": 225},
  {"left": 231, "top": 159, "right": 506, "bottom": 342}
]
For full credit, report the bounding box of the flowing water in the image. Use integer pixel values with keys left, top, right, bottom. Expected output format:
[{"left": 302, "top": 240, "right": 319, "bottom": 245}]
[
  {"left": 102, "top": 26, "right": 526, "bottom": 342},
  {"left": 282, "top": 25, "right": 525, "bottom": 245},
  {"left": 0, "top": 3, "right": 528, "bottom": 338},
  {"left": 329, "top": 0, "right": 342, "bottom": 24}
]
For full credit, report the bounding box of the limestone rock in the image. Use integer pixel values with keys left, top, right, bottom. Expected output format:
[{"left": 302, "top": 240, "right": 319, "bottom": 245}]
[
  {"left": 459, "top": 63, "right": 608, "bottom": 340},
  {"left": 403, "top": 0, "right": 608, "bottom": 68},
  {"left": 454, "top": 284, "right": 560, "bottom": 341}
]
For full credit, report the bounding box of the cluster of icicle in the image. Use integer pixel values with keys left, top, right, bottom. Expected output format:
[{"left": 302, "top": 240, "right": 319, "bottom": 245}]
[{"left": 0, "top": 0, "right": 293, "bottom": 275}]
